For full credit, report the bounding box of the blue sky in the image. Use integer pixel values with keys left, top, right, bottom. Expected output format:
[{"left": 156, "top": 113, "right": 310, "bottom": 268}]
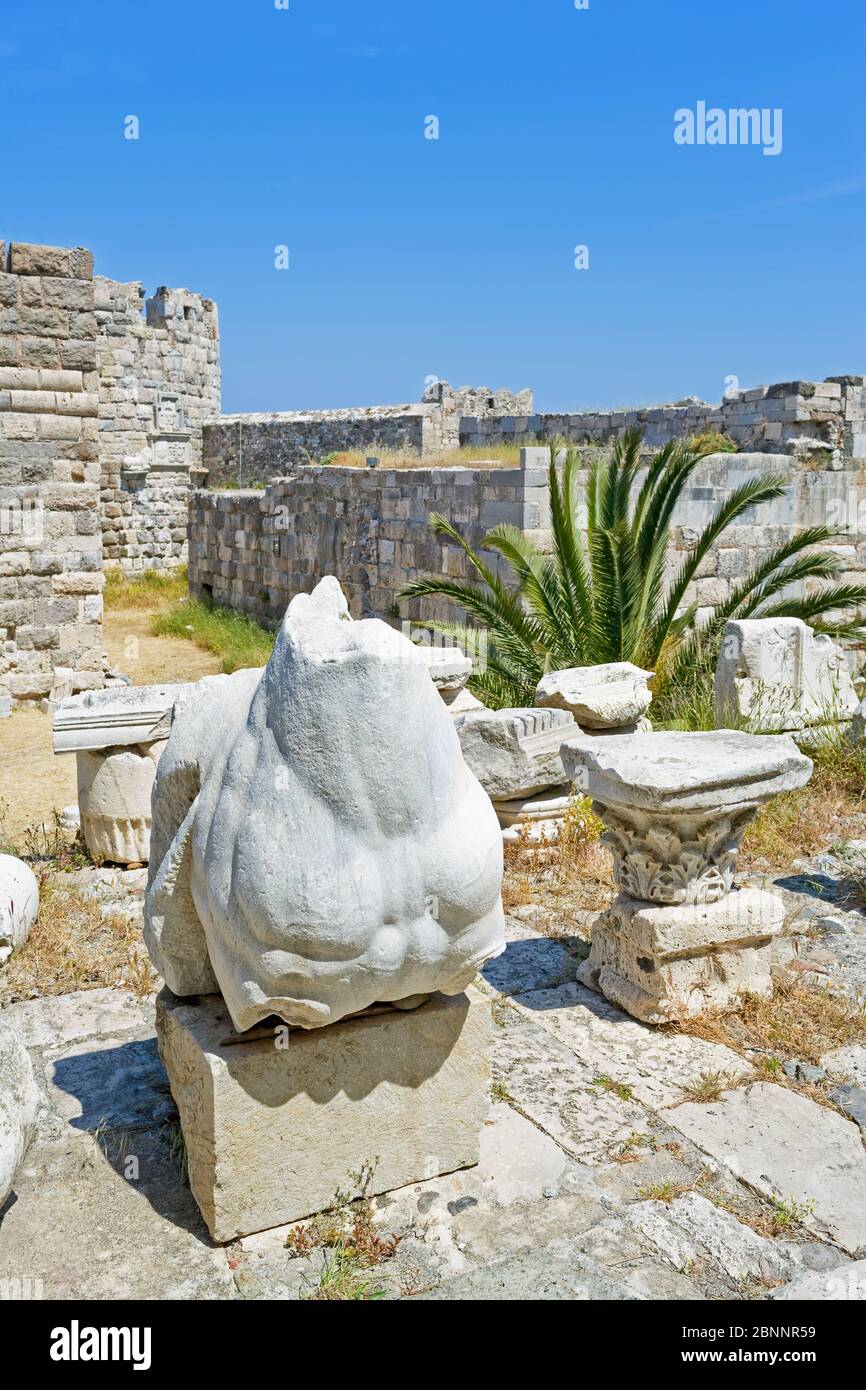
[{"left": 4, "top": 0, "right": 865, "bottom": 414}]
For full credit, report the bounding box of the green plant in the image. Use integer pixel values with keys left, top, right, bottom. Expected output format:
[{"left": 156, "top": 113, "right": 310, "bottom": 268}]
[
  {"left": 152, "top": 599, "right": 276, "bottom": 673},
  {"left": 398, "top": 430, "right": 866, "bottom": 709}
]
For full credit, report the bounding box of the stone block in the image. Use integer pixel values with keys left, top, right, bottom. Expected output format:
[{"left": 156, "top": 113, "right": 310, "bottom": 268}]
[
  {"left": 156, "top": 986, "right": 492, "bottom": 1241},
  {"left": 577, "top": 889, "right": 785, "bottom": 1023}
]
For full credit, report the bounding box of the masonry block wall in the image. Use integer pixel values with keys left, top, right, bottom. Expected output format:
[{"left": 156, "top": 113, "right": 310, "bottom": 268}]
[
  {"left": 0, "top": 241, "right": 104, "bottom": 707},
  {"left": 202, "top": 383, "right": 533, "bottom": 486},
  {"left": 96, "top": 278, "right": 220, "bottom": 572},
  {"left": 187, "top": 466, "right": 534, "bottom": 626},
  {"left": 188, "top": 450, "right": 866, "bottom": 671},
  {"left": 461, "top": 378, "right": 866, "bottom": 462}
]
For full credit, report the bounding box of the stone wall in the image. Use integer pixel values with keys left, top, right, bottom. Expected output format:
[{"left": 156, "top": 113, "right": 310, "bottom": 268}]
[
  {"left": 187, "top": 464, "right": 539, "bottom": 627},
  {"left": 461, "top": 378, "right": 866, "bottom": 464},
  {"left": 0, "top": 241, "right": 103, "bottom": 708},
  {"left": 96, "top": 279, "right": 220, "bottom": 573},
  {"left": 202, "top": 381, "right": 533, "bottom": 486},
  {"left": 188, "top": 449, "right": 866, "bottom": 665}
]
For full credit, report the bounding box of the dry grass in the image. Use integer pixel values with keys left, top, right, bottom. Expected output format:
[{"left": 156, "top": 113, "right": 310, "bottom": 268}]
[
  {"left": 0, "top": 871, "right": 156, "bottom": 1005},
  {"left": 501, "top": 797, "right": 611, "bottom": 937},
  {"left": 285, "top": 1163, "right": 401, "bottom": 1302},
  {"left": 315, "top": 443, "right": 526, "bottom": 471},
  {"left": 673, "top": 976, "right": 866, "bottom": 1070}
]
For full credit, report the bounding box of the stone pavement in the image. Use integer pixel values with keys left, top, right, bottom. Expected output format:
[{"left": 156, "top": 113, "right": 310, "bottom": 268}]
[{"left": 1, "top": 853, "right": 865, "bottom": 1301}]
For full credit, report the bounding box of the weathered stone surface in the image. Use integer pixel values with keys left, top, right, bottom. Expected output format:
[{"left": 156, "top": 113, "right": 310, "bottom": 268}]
[
  {"left": 145, "top": 578, "right": 505, "bottom": 1032},
  {"left": 561, "top": 730, "right": 812, "bottom": 905},
  {"left": 418, "top": 1239, "right": 648, "bottom": 1300},
  {"left": 581, "top": 1192, "right": 800, "bottom": 1284},
  {"left": 76, "top": 742, "right": 164, "bottom": 865},
  {"left": 53, "top": 682, "right": 191, "bottom": 753},
  {"left": 511, "top": 980, "right": 753, "bottom": 1107},
  {"left": 577, "top": 889, "right": 784, "bottom": 1023},
  {"left": 0, "top": 1127, "right": 236, "bottom": 1299},
  {"left": 823, "top": 1043, "right": 866, "bottom": 1086},
  {"left": 715, "top": 617, "right": 858, "bottom": 732},
  {"left": 0, "top": 854, "right": 39, "bottom": 964},
  {"left": 662, "top": 1083, "right": 866, "bottom": 1254},
  {"left": 536, "top": 661, "right": 653, "bottom": 730},
  {"left": 494, "top": 786, "right": 573, "bottom": 843},
  {"left": 46, "top": 1035, "right": 173, "bottom": 1133},
  {"left": 157, "top": 986, "right": 492, "bottom": 1241},
  {"left": 1, "top": 986, "right": 152, "bottom": 1054},
  {"left": 456, "top": 706, "right": 578, "bottom": 799},
  {"left": 772, "top": 1260, "right": 866, "bottom": 1300},
  {"left": 481, "top": 920, "right": 582, "bottom": 996},
  {"left": 415, "top": 645, "right": 473, "bottom": 704},
  {"left": 0, "top": 1022, "right": 42, "bottom": 1207}
]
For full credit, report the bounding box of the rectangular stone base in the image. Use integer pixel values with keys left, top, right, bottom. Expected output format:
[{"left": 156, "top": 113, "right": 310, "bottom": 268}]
[
  {"left": 156, "top": 986, "right": 492, "bottom": 1242},
  {"left": 578, "top": 889, "right": 784, "bottom": 1023}
]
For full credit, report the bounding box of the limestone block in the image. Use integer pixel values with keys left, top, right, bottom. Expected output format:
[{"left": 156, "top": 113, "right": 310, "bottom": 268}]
[
  {"left": 0, "top": 1021, "right": 42, "bottom": 1208},
  {"left": 145, "top": 577, "right": 505, "bottom": 1032},
  {"left": 456, "top": 706, "right": 578, "bottom": 799},
  {"left": 77, "top": 742, "right": 166, "bottom": 865},
  {"left": 53, "top": 681, "right": 192, "bottom": 753},
  {"left": 0, "top": 854, "right": 40, "bottom": 965},
  {"left": 536, "top": 661, "right": 653, "bottom": 730},
  {"left": 415, "top": 643, "right": 473, "bottom": 705},
  {"left": 577, "top": 889, "right": 784, "bottom": 1023},
  {"left": 715, "top": 617, "right": 858, "bottom": 731},
  {"left": 561, "top": 730, "right": 812, "bottom": 904},
  {"left": 156, "top": 986, "right": 492, "bottom": 1241},
  {"left": 494, "top": 786, "right": 574, "bottom": 844}
]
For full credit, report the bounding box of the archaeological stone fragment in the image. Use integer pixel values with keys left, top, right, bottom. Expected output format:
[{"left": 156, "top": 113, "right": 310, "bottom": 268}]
[
  {"left": 535, "top": 661, "right": 653, "bottom": 732},
  {"left": 0, "top": 854, "right": 39, "bottom": 965},
  {"left": 562, "top": 730, "right": 812, "bottom": 1022},
  {"left": 145, "top": 577, "right": 505, "bottom": 1033},
  {"left": 0, "top": 1022, "right": 41, "bottom": 1208},
  {"left": 714, "top": 617, "right": 858, "bottom": 733}
]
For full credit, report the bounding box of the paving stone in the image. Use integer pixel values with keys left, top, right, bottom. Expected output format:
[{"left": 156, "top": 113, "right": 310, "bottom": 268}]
[
  {"left": 510, "top": 981, "right": 753, "bottom": 1108},
  {"left": 830, "top": 1084, "right": 866, "bottom": 1128},
  {"left": 46, "top": 1035, "right": 173, "bottom": 1133},
  {"left": 481, "top": 924, "right": 581, "bottom": 996},
  {"left": 0, "top": 1129, "right": 235, "bottom": 1299},
  {"left": 662, "top": 1083, "right": 866, "bottom": 1255},
  {"left": 822, "top": 1043, "right": 866, "bottom": 1086},
  {"left": 2, "top": 987, "right": 154, "bottom": 1055},
  {"left": 492, "top": 1006, "right": 648, "bottom": 1163},
  {"left": 415, "top": 1239, "right": 651, "bottom": 1300},
  {"left": 771, "top": 1260, "right": 866, "bottom": 1300},
  {"left": 580, "top": 1192, "right": 801, "bottom": 1286}
]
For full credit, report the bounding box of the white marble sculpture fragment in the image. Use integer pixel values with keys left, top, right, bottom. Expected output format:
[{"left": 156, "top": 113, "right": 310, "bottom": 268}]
[
  {"left": 0, "top": 854, "right": 39, "bottom": 965},
  {"left": 144, "top": 578, "right": 505, "bottom": 1032},
  {"left": 0, "top": 1022, "right": 41, "bottom": 1207},
  {"left": 455, "top": 706, "right": 578, "bottom": 800},
  {"left": 535, "top": 662, "right": 653, "bottom": 730},
  {"left": 714, "top": 618, "right": 858, "bottom": 732}
]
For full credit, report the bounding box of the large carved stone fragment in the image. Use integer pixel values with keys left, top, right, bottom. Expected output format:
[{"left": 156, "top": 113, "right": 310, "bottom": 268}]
[
  {"left": 144, "top": 578, "right": 505, "bottom": 1033},
  {"left": 714, "top": 617, "right": 858, "bottom": 732},
  {"left": 561, "top": 729, "right": 812, "bottom": 905},
  {"left": 0, "top": 1022, "right": 41, "bottom": 1208},
  {"left": 456, "top": 706, "right": 578, "bottom": 800},
  {"left": 535, "top": 662, "right": 653, "bottom": 731},
  {"left": 562, "top": 730, "right": 812, "bottom": 1021},
  {"left": 0, "top": 854, "right": 39, "bottom": 965}
]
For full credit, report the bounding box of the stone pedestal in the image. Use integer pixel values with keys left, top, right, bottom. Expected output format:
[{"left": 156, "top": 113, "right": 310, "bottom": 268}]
[
  {"left": 577, "top": 888, "right": 785, "bottom": 1023},
  {"left": 562, "top": 730, "right": 813, "bottom": 1021},
  {"left": 156, "top": 986, "right": 492, "bottom": 1242}
]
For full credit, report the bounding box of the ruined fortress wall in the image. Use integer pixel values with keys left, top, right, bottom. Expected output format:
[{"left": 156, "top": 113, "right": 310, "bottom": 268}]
[
  {"left": 187, "top": 465, "right": 537, "bottom": 626},
  {"left": 461, "top": 378, "right": 866, "bottom": 463},
  {"left": 0, "top": 241, "right": 103, "bottom": 708},
  {"left": 203, "top": 406, "right": 434, "bottom": 488},
  {"left": 188, "top": 451, "right": 866, "bottom": 660},
  {"left": 201, "top": 384, "right": 534, "bottom": 486},
  {"left": 96, "top": 279, "right": 220, "bottom": 573}
]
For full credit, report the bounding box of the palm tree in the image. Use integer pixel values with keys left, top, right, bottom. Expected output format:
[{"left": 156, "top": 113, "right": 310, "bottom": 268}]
[{"left": 398, "top": 429, "right": 866, "bottom": 710}]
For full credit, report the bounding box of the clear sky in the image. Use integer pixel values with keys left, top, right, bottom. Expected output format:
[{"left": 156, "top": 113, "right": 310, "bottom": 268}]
[{"left": 4, "top": 0, "right": 865, "bottom": 415}]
